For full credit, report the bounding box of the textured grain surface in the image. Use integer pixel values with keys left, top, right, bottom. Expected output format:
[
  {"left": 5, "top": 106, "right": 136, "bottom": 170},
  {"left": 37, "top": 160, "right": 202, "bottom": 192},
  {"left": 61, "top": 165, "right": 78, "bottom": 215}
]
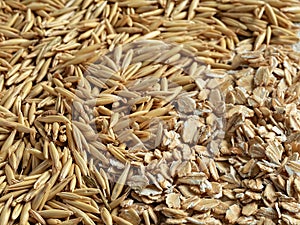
[{"left": 0, "top": 0, "right": 300, "bottom": 224}]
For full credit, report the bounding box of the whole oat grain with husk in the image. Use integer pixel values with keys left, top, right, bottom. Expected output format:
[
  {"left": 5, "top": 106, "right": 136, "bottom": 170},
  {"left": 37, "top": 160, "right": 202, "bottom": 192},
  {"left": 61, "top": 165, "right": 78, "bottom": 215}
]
[{"left": 0, "top": 0, "right": 300, "bottom": 224}]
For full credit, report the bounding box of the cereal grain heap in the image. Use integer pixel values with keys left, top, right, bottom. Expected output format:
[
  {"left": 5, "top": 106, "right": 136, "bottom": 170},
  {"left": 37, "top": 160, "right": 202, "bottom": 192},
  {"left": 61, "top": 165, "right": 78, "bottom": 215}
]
[{"left": 1, "top": 0, "right": 300, "bottom": 224}]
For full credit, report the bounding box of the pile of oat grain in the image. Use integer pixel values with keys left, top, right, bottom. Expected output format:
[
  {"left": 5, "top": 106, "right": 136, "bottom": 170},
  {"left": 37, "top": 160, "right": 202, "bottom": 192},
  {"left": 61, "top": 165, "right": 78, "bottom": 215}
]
[{"left": 1, "top": 0, "right": 300, "bottom": 224}]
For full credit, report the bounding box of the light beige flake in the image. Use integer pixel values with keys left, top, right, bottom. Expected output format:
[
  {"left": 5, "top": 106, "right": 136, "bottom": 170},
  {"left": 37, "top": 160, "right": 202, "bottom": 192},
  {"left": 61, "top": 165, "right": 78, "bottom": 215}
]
[
  {"left": 166, "top": 193, "right": 181, "bottom": 209},
  {"left": 182, "top": 116, "right": 201, "bottom": 143},
  {"left": 225, "top": 204, "right": 241, "bottom": 224},
  {"left": 242, "top": 202, "right": 258, "bottom": 216}
]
